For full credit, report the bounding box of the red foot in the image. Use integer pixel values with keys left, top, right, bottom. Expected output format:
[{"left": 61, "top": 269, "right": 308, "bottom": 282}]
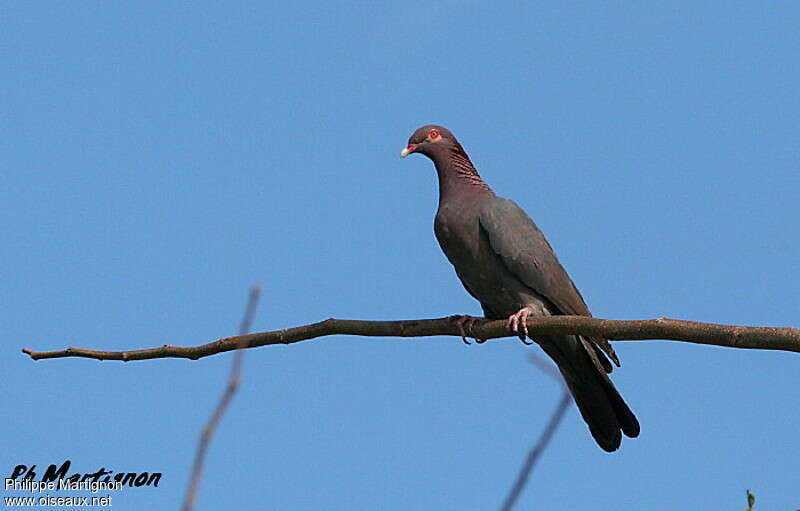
[
  {"left": 449, "top": 315, "right": 484, "bottom": 344},
  {"left": 506, "top": 307, "right": 535, "bottom": 345}
]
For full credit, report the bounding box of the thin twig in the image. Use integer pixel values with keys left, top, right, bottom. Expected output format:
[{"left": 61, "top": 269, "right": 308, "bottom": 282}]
[
  {"left": 22, "top": 316, "right": 800, "bottom": 362},
  {"left": 500, "top": 355, "right": 571, "bottom": 511},
  {"left": 525, "top": 353, "right": 562, "bottom": 382},
  {"left": 181, "top": 284, "right": 261, "bottom": 511}
]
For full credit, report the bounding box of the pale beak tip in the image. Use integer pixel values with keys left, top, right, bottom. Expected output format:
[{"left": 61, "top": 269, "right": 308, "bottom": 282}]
[{"left": 400, "top": 147, "right": 411, "bottom": 158}]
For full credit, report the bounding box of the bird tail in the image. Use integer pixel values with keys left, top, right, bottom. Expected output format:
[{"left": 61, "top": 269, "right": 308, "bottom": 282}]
[{"left": 537, "top": 335, "right": 639, "bottom": 452}]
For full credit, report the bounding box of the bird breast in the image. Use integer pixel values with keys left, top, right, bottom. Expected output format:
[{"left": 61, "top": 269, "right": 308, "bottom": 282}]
[{"left": 434, "top": 204, "right": 546, "bottom": 319}]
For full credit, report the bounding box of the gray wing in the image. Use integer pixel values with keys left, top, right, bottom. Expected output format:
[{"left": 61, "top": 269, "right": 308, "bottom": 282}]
[
  {"left": 478, "top": 197, "right": 590, "bottom": 316},
  {"left": 478, "top": 196, "right": 620, "bottom": 367}
]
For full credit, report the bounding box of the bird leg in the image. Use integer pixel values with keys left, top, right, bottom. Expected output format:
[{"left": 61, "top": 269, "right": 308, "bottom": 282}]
[
  {"left": 506, "top": 306, "right": 535, "bottom": 345},
  {"left": 449, "top": 315, "right": 485, "bottom": 344}
]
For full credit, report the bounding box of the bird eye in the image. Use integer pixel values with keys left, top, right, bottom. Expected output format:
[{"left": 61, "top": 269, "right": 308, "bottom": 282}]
[{"left": 428, "top": 129, "right": 440, "bottom": 140}]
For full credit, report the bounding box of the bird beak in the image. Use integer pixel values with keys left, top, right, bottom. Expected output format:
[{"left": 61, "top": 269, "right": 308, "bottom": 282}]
[{"left": 400, "top": 144, "right": 417, "bottom": 158}]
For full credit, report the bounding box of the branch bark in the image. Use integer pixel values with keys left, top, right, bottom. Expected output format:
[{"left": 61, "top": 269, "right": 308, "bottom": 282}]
[{"left": 21, "top": 316, "right": 800, "bottom": 362}]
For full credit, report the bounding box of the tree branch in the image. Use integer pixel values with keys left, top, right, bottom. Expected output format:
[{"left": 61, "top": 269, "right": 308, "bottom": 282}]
[
  {"left": 499, "top": 354, "right": 570, "bottom": 511},
  {"left": 181, "top": 284, "right": 261, "bottom": 511},
  {"left": 21, "top": 316, "right": 800, "bottom": 362},
  {"left": 500, "top": 391, "right": 571, "bottom": 511}
]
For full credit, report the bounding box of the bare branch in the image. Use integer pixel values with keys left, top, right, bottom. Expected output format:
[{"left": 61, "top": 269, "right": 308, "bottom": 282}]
[
  {"left": 500, "top": 354, "right": 571, "bottom": 511},
  {"left": 181, "top": 284, "right": 261, "bottom": 511},
  {"left": 525, "top": 353, "right": 562, "bottom": 382},
  {"left": 500, "top": 390, "right": 571, "bottom": 511},
  {"left": 22, "top": 316, "right": 800, "bottom": 362}
]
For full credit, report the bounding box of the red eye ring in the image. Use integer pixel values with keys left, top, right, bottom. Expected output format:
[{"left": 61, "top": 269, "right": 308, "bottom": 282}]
[{"left": 428, "top": 129, "right": 440, "bottom": 140}]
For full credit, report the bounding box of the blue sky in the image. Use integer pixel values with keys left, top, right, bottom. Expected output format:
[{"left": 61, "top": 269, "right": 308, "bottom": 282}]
[{"left": 3, "top": 2, "right": 799, "bottom": 509}]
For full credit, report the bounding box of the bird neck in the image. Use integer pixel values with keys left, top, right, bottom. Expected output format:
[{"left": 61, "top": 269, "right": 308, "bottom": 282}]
[{"left": 434, "top": 146, "right": 492, "bottom": 203}]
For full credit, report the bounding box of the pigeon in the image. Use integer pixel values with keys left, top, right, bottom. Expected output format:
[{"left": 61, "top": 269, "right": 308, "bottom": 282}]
[{"left": 400, "top": 125, "right": 639, "bottom": 452}]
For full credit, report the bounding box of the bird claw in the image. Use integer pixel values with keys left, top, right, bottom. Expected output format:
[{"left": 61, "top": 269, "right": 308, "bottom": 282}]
[
  {"left": 506, "top": 307, "right": 535, "bottom": 345},
  {"left": 449, "top": 315, "right": 484, "bottom": 345}
]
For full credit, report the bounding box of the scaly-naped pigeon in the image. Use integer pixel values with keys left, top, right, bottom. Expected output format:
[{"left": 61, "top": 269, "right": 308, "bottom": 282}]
[{"left": 400, "top": 125, "right": 639, "bottom": 451}]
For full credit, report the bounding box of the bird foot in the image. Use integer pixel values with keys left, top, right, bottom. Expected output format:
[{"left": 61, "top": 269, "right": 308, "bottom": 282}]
[
  {"left": 449, "top": 315, "right": 485, "bottom": 345},
  {"left": 506, "top": 307, "right": 535, "bottom": 345}
]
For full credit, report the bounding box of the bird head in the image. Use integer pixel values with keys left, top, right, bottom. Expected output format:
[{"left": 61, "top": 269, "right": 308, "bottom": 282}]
[{"left": 400, "top": 125, "right": 456, "bottom": 160}]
